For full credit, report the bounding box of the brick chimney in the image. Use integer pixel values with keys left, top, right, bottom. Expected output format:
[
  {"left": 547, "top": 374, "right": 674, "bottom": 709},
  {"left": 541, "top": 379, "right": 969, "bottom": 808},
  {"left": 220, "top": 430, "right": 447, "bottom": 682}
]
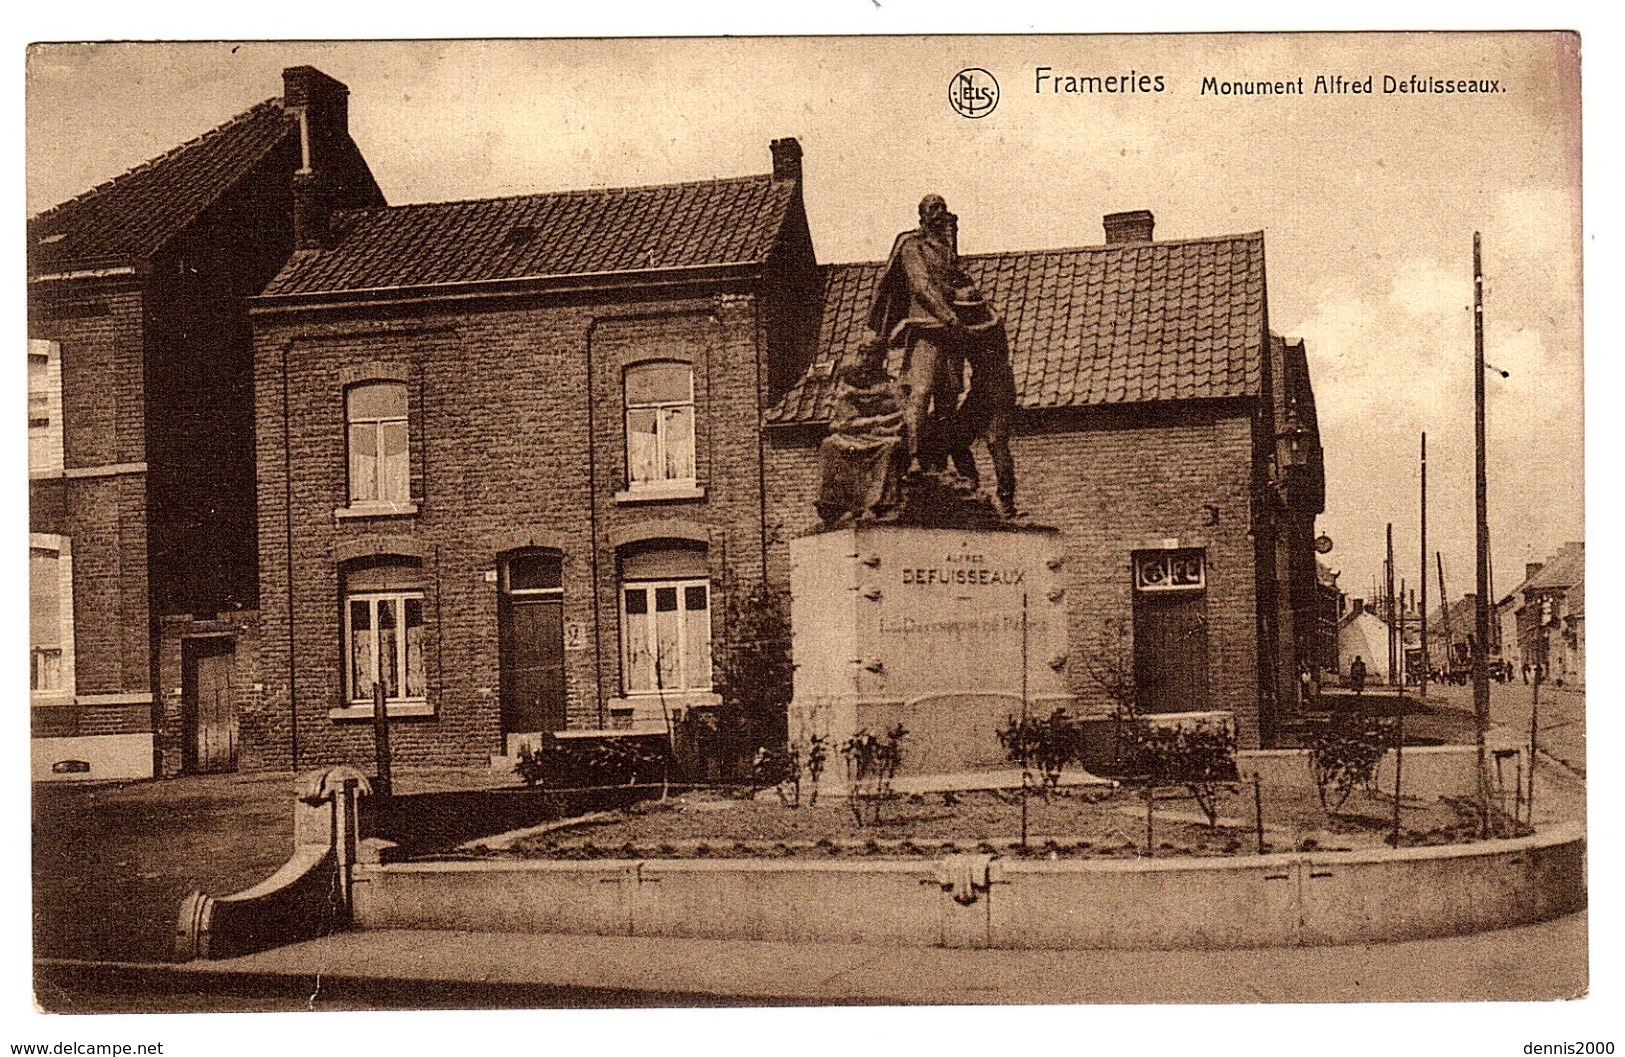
[
  {"left": 770, "top": 137, "right": 802, "bottom": 184},
  {"left": 283, "top": 66, "right": 353, "bottom": 250},
  {"left": 1103, "top": 209, "right": 1155, "bottom": 244},
  {"left": 1526, "top": 562, "right": 1544, "bottom": 581}
]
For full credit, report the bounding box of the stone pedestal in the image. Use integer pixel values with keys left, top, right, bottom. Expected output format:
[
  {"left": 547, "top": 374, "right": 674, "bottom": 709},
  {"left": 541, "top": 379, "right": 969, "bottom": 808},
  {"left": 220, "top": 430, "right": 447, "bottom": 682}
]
[{"left": 789, "top": 523, "right": 1069, "bottom": 777}]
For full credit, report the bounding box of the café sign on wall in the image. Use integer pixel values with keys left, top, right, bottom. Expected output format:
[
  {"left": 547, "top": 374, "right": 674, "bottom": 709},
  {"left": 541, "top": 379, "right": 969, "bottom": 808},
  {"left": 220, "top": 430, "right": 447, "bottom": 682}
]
[{"left": 1135, "top": 549, "right": 1205, "bottom": 592}]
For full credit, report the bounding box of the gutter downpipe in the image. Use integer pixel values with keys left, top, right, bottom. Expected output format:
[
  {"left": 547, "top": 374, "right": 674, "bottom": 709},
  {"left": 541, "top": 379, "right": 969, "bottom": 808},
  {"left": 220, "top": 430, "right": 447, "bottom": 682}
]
[{"left": 282, "top": 339, "right": 299, "bottom": 771}]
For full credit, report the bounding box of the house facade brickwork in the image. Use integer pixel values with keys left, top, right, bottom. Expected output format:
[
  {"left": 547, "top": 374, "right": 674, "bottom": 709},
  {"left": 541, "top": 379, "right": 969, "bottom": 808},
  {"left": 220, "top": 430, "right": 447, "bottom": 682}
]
[{"left": 249, "top": 287, "right": 797, "bottom": 768}]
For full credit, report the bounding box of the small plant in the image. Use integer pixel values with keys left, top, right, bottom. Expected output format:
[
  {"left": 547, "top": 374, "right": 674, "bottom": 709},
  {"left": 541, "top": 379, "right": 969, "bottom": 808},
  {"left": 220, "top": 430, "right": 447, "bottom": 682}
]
[
  {"left": 841, "top": 723, "right": 908, "bottom": 825},
  {"left": 751, "top": 746, "right": 791, "bottom": 795},
  {"left": 751, "top": 734, "right": 829, "bottom": 808},
  {"left": 1125, "top": 714, "right": 1239, "bottom": 827},
  {"left": 996, "top": 708, "right": 1085, "bottom": 791},
  {"left": 513, "top": 740, "right": 557, "bottom": 788},
  {"left": 1305, "top": 708, "right": 1394, "bottom": 815}
]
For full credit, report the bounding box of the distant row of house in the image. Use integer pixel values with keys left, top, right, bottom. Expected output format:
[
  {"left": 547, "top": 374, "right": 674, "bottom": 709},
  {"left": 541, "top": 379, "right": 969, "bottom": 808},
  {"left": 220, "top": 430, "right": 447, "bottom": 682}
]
[
  {"left": 1331, "top": 541, "right": 1584, "bottom": 689},
  {"left": 1507, "top": 542, "right": 1584, "bottom": 687},
  {"left": 29, "top": 66, "right": 1331, "bottom": 781}
]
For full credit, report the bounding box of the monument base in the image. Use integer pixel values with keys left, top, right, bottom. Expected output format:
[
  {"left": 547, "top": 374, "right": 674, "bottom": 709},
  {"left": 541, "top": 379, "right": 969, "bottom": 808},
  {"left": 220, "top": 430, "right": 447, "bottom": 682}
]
[{"left": 789, "top": 522, "right": 1069, "bottom": 780}]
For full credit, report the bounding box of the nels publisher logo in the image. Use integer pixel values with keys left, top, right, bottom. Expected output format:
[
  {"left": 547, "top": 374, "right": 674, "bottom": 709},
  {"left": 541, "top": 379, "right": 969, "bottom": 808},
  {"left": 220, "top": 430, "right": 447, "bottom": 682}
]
[{"left": 949, "top": 68, "right": 999, "bottom": 119}]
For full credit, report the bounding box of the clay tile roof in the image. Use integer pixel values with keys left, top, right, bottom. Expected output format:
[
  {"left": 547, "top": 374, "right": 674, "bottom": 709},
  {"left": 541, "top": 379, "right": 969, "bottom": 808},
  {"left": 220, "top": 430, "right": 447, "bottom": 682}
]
[
  {"left": 29, "top": 99, "right": 296, "bottom": 277},
  {"left": 767, "top": 232, "right": 1268, "bottom": 423},
  {"left": 262, "top": 173, "right": 797, "bottom": 297},
  {"left": 1520, "top": 542, "right": 1585, "bottom": 594}
]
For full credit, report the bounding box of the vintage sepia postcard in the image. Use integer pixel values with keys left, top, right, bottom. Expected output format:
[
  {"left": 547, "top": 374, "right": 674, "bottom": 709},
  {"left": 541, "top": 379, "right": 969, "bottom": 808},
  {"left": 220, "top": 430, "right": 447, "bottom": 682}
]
[{"left": 21, "top": 28, "right": 1593, "bottom": 1052}]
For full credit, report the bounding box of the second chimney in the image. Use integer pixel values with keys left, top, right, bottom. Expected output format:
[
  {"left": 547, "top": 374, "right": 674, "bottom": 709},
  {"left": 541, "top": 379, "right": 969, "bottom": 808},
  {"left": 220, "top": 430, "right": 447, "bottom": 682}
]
[
  {"left": 1103, "top": 209, "right": 1155, "bottom": 244},
  {"left": 770, "top": 137, "right": 802, "bottom": 184},
  {"left": 1526, "top": 562, "right": 1545, "bottom": 582},
  {"left": 283, "top": 66, "right": 353, "bottom": 250}
]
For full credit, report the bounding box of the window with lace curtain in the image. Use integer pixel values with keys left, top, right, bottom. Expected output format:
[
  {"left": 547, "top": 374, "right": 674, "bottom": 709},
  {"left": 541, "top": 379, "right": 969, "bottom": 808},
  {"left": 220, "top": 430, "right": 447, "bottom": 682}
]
[
  {"left": 346, "top": 381, "right": 410, "bottom": 507},
  {"left": 624, "top": 361, "right": 695, "bottom": 490}
]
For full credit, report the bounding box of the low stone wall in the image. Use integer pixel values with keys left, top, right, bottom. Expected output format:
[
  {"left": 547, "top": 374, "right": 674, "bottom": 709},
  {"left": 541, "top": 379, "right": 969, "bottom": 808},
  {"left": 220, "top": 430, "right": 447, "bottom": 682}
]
[
  {"left": 1238, "top": 745, "right": 1523, "bottom": 803},
  {"left": 352, "top": 821, "right": 1584, "bottom": 950}
]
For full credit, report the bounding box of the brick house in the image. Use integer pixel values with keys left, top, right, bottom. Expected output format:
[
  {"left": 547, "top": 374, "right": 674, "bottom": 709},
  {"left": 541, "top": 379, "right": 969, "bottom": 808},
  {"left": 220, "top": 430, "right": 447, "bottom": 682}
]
[
  {"left": 766, "top": 212, "right": 1326, "bottom": 748},
  {"left": 247, "top": 139, "right": 820, "bottom": 770},
  {"left": 27, "top": 67, "right": 382, "bottom": 779},
  {"left": 1509, "top": 542, "right": 1585, "bottom": 688}
]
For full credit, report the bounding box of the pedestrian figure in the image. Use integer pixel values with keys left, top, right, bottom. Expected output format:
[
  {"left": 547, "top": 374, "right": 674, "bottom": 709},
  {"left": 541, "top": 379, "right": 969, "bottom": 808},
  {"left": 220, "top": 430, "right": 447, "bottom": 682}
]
[
  {"left": 1522, "top": 663, "right": 1531, "bottom": 684},
  {"left": 1349, "top": 656, "right": 1367, "bottom": 696}
]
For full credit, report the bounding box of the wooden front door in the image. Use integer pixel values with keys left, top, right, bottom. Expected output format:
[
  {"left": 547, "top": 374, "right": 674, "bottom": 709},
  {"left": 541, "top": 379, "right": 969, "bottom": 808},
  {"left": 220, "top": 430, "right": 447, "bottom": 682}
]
[
  {"left": 500, "top": 552, "right": 567, "bottom": 736},
  {"left": 183, "top": 636, "right": 237, "bottom": 773},
  {"left": 1132, "top": 550, "right": 1210, "bottom": 713}
]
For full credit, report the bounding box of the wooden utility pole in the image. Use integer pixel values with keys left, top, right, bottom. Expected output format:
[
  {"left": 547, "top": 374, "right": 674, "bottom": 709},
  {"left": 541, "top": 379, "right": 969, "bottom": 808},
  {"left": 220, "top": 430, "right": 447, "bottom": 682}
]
[
  {"left": 1389, "top": 526, "right": 1405, "bottom": 844},
  {"left": 1472, "top": 231, "right": 1493, "bottom": 836},
  {"left": 1020, "top": 592, "right": 1030, "bottom": 847},
  {"left": 1420, "top": 433, "right": 1429, "bottom": 698},
  {"left": 1400, "top": 577, "right": 1408, "bottom": 684},
  {"left": 1437, "top": 552, "right": 1453, "bottom": 668},
  {"left": 1527, "top": 670, "right": 1540, "bottom": 825},
  {"left": 1386, "top": 524, "right": 1397, "bottom": 692}
]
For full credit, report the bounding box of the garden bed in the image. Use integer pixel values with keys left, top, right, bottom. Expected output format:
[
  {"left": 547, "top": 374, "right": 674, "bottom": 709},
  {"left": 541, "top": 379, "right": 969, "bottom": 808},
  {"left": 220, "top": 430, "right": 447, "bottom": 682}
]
[{"left": 457, "top": 781, "right": 1507, "bottom": 863}]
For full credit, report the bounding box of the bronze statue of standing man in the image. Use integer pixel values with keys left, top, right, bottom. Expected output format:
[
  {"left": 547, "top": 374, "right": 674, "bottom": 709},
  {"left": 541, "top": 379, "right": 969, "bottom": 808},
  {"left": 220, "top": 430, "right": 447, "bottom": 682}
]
[
  {"left": 867, "top": 194, "right": 967, "bottom": 480},
  {"left": 866, "top": 194, "right": 1018, "bottom": 517}
]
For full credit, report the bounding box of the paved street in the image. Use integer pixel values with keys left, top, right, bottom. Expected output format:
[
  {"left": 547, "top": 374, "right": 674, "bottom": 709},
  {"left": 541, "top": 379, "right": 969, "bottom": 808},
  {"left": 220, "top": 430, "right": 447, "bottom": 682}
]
[
  {"left": 1423, "top": 679, "right": 1586, "bottom": 776},
  {"left": 36, "top": 909, "right": 1590, "bottom": 1010}
]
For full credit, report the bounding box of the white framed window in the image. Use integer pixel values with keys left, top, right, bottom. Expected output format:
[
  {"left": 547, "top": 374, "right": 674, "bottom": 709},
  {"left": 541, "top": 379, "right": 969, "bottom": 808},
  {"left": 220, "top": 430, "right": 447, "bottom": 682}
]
[
  {"left": 346, "top": 382, "right": 410, "bottom": 505},
  {"left": 28, "top": 339, "right": 63, "bottom": 477},
  {"left": 345, "top": 591, "right": 427, "bottom": 706},
  {"left": 621, "top": 579, "right": 711, "bottom": 694},
  {"left": 625, "top": 361, "right": 696, "bottom": 489},
  {"left": 30, "top": 533, "right": 74, "bottom": 704},
  {"left": 32, "top": 648, "right": 62, "bottom": 692}
]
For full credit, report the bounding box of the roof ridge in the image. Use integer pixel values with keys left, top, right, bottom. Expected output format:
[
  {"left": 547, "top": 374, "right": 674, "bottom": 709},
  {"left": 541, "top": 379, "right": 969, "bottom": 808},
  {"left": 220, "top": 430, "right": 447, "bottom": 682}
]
[
  {"left": 335, "top": 171, "right": 777, "bottom": 219},
  {"left": 30, "top": 97, "right": 287, "bottom": 224},
  {"left": 818, "top": 230, "right": 1267, "bottom": 271}
]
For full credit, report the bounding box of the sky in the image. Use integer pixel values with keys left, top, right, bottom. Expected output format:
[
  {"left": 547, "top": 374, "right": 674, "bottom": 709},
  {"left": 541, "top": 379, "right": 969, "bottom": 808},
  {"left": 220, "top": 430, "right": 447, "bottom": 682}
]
[
  {"left": 7, "top": 15, "right": 1617, "bottom": 1057},
  {"left": 26, "top": 35, "right": 1584, "bottom": 607}
]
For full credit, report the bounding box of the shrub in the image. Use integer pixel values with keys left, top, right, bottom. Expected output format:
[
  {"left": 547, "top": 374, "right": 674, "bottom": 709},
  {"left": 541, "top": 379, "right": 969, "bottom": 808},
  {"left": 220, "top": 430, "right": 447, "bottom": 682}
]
[
  {"left": 751, "top": 734, "right": 829, "bottom": 808},
  {"left": 709, "top": 579, "right": 793, "bottom": 777},
  {"left": 514, "top": 734, "right": 667, "bottom": 790},
  {"left": 1306, "top": 708, "right": 1394, "bottom": 815},
  {"left": 841, "top": 724, "right": 908, "bottom": 825},
  {"left": 996, "top": 708, "right": 1085, "bottom": 790},
  {"left": 1124, "top": 714, "right": 1238, "bottom": 827}
]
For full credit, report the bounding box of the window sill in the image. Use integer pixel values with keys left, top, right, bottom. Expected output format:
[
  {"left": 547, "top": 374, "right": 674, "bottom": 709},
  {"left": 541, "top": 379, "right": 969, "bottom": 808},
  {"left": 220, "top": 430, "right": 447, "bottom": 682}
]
[
  {"left": 328, "top": 701, "right": 435, "bottom": 721},
  {"left": 334, "top": 500, "right": 421, "bottom": 520},
  {"left": 613, "top": 483, "right": 706, "bottom": 504},
  {"left": 606, "top": 691, "right": 721, "bottom": 731}
]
